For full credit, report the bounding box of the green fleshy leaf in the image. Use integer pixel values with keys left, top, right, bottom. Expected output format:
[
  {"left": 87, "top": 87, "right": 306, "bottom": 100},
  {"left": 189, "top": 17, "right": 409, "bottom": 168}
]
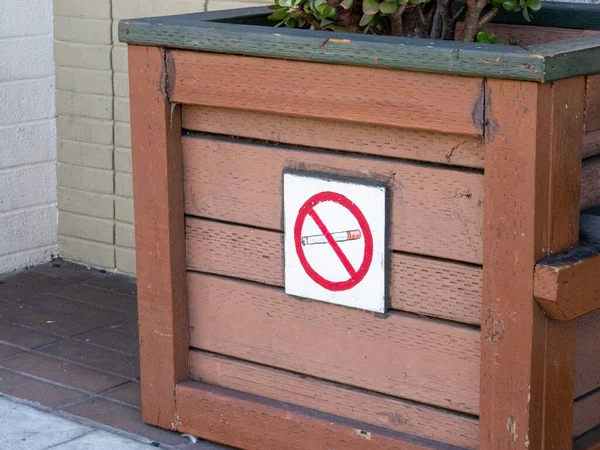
[
  {"left": 340, "top": 0, "right": 353, "bottom": 8},
  {"left": 363, "top": 0, "right": 380, "bottom": 15},
  {"left": 379, "top": 0, "right": 398, "bottom": 14},
  {"left": 359, "top": 12, "right": 374, "bottom": 26},
  {"left": 321, "top": 18, "right": 333, "bottom": 25},
  {"left": 285, "top": 17, "right": 297, "bottom": 26},
  {"left": 522, "top": 6, "right": 531, "bottom": 21},
  {"left": 268, "top": 9, "right": 289, "bottom": 20}
]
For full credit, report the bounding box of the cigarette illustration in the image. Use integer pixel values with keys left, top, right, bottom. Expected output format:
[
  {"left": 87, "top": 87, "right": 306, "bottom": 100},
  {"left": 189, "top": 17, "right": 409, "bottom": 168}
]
[{"left": 302, "top": 229, "right": 362, "bottom": 246}]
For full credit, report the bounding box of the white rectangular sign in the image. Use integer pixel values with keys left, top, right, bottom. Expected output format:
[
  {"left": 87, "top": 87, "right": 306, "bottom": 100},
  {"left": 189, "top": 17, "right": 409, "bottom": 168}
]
[{"left": 284, "top": 173, "right": 387, "bottom": 313}]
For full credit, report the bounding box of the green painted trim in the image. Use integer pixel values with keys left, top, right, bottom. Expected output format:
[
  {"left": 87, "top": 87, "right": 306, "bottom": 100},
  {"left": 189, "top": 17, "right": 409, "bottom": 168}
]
[{"left": 119, "top": 5, "right": 600, "bottom": 82}]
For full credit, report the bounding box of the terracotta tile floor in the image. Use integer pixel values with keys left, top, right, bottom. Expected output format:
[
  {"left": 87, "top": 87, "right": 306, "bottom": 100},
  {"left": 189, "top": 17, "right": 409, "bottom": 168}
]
[{"left": 0, "top": 260, "right": 227, "bottom": 450}]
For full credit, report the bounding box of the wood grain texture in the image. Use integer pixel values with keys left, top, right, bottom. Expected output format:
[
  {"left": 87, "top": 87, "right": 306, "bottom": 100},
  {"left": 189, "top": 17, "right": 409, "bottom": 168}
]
[
  {"left": 587, "top": 75, "right": 600, "bottom": 133},
  {"left": 189, "top": 351, "right": 478, "bottom": 449},
  {"left": 182, "top": 106, "right": 485, "bottom": 168},
  {"left": 575, "top": 389, "right": 600, "bottom": 438},
  {"left": 185, "top": 217, "right": 482, "bottom": 324},
  {"left": 480, "top": 77, "right": 585, "bottom": 449},
  {"left": 582, "top": 157, "right": 600, "bottom": 211},
  {"left": 128, "top": 45, "right": 189, "bottom": 429},
  {"left": 182, "top": 136, "right": 485, "bottom": 264},
  {"left": 575, "top": 309, "right": 600, "bottom": 399},
  {"left": 175, "top": 381, "right": 461, "bottom": 450},
  {"left": 534, "top": 245, "right": 600, "bottom": 321},
  {"left": 187, "top": 272, "right": 480, "bottom": 414},
  {"left": 169, "top": 51, "right": 485, "bottom": 136}
]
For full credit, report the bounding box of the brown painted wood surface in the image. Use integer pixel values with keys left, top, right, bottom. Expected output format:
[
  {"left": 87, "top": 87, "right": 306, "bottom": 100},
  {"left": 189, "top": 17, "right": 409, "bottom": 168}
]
[
  {"left": 128, "top": 46, "right": 189, "bottom": 429},
  {"left": 534, "top": 247, "right": 600, "bottom": 321},
  {"left": 175, "top": 381, "right": 459, "bottom": 450},
  {"left": 582, "top": 156, "right": 600, "bottom": 211},
  {"left": 169, "top": 51, "right": 485, "bottom": 136},
  {"left": 480, "top": 78, "right": 585, "bottom": 449},
  {"left": 185, "top": 217, "right": 482, "bottom": 324},
  {"left": 182, "top": 105, "right": 600, "bottom": 165},
  {"left": 187, "top": 272, "right": 480, "bottom": 414},
  {"left": 189, "top": 351, "right": 478, "bottom": 449},
  {"left": 182, "top": 105, "right": 485, "bottom": 168},
  {"left": 575, "top": 389, "right": 600, "bottom": 439},
  {"left": 575, "top": 309, "right": 600, "bottom": 399},
  {"left": 182, "top": 135, "right": 485, "bottom": 264},
  {"left": 587, "top": 75, "right": 600, "bottom": 133}
]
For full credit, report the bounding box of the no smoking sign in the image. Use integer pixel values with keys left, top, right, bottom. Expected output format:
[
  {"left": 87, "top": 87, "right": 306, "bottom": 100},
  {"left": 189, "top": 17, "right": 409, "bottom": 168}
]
[{"left": 284, "top": 173, "right": 387, "bottom": 313}]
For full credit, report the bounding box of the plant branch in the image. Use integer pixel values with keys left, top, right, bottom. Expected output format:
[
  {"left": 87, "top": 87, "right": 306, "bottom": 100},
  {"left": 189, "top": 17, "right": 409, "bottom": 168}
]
[
  {"left": 390, "top": 4, "right": 407, "bottom": 36},
  {"left": 452, "top": 5, "right": 465, "bottom": 23},
  {"left": 478, "top": 6, "right": 500, "bottom": 27}
]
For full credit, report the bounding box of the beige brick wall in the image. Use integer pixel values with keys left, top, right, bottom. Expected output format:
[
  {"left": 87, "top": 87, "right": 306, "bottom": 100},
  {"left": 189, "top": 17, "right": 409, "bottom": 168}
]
[{"left": 55, "top": 0, "right": 268, "bottom": 274}]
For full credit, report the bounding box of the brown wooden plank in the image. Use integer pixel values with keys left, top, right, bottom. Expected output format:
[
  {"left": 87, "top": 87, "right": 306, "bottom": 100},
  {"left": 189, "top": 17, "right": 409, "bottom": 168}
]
[
  {"left": 187, "top": 272, "right": 480, "bottom": 414},
  {"left": 183, "top": 136, "right": 485, "bottom": 264},
  {"left": 582, "top": 156, "right": 600, "bottom": 211},
  {"left": 575, "top": 425, "right": 600, "bottom": 450},
  {"left": 575, "top": 390, "right": 600, "bottom": 439},
  {"left": 189, "top": 351, "right": 478, "bottom": 449},
  {"left": 534, "top": 245, "right": 600, "bottom": 321},
  {"left": 480, "top": 77, "right": 585, "bottom": 449},
  {"left": 169, "top": 51, "right": 484, "bottom": 136},
  {"left": 575, "top": 309, "right": 600, "bottom": 399},
  {"left": 587, "top": 75, "right": 600, "bottom": 133},
  {"left": 182, "top": 105, "right": 485, "bottom": 168},
  {"left": 128, "top": 45, "right": 189, "bottom": 429},
  {"left": 176, "top": 381, "right": 460, "bottom": 450},
  {"left": 186, "top": 217, "right": 482, "bottom": 324}
]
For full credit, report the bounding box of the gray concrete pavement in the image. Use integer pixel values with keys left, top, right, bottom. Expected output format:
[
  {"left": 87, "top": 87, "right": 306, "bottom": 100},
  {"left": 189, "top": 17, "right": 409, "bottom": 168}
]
[{"left": 0, "top": 396, "right": 156, "bottom": 450}]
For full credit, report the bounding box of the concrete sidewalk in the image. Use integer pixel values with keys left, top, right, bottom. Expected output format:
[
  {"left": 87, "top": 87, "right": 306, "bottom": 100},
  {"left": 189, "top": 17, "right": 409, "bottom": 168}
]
[{"left": 0, "top": 395, "right": 158, "bottom": 450}]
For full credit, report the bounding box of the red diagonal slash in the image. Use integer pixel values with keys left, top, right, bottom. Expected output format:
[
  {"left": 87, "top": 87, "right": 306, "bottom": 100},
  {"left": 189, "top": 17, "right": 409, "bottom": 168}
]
[{"left": 307, "top": 209, "right": 358, "bottom": 278}]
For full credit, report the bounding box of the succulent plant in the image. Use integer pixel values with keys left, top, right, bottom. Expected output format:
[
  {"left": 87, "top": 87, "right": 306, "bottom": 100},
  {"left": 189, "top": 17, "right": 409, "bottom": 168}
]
[{"left": 268, "top": 0, "right": 541, "bottom": 41}]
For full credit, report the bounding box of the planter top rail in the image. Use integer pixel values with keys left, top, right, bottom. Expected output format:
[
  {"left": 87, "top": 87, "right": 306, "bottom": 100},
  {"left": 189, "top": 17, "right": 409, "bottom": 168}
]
[{"left": 119, "top": 3, "right": 600, "bottom": 82}]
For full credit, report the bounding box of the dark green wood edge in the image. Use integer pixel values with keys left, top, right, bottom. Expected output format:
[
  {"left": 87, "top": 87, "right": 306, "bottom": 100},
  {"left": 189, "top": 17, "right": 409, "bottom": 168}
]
[{"left": 119, "top": 5, "right": 600, "bottom": 82}]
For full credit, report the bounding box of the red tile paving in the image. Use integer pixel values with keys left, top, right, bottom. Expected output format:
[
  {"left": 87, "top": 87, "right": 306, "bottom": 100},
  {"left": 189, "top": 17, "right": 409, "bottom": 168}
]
[{"left": 0, "top": 259, "right": 227, "bottom": 450}]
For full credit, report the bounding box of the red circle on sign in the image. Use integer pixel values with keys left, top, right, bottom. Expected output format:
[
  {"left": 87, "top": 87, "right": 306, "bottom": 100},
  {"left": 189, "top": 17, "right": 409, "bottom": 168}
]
[{"left": 294, "top": 191, "right": 373, "bottom": 292}]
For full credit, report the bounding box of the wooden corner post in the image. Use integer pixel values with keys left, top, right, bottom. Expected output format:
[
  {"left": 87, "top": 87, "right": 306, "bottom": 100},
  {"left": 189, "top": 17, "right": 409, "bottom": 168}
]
[
  {"left": 481, "top": 77, "right": 585, "bottom": 449},
  {"left": 128, "top": 45, "right": 189, "bottom": 429}
]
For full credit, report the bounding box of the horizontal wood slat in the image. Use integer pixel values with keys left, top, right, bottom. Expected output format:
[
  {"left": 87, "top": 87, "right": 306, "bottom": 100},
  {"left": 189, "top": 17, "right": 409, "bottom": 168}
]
[
  {"left": 185, "top": 217, "right": 482, "bottom": 324},
  {"left": 182, "top": 136, "right": 485, "bottom": 264},
  {"left": 575, "top": 389, "right": 600, "bottom": 438},
  {"left": 576, "top": 309, "right": 600, "bottom": 398},
  {"left": 187, "top": 272, "right": 480, "bottom": 414},
  {"left": 169, "top": 51, "right": 485, "bottom": 136},
  {"left": 176, "top": 381, "right": 459, "bottom": 450},
  {"left": 534, "top": 244, "right": 600, "bottom": 321},
  {"left": 587, "top": 75, "right": 600, "bottom": 133},
  {"left": 189, "top": 351, "right": 478, "bottom": 449},
  {"left": 182, "top": 106, "right": 485, "bottom": 168}
]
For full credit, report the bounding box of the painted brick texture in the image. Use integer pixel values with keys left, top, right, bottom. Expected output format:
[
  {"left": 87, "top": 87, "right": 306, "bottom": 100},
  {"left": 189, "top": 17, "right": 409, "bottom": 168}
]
[
  {"left": 0, "top": 0, "right": 57, "bottom": 274},
  {"left": 55, "top": 0, "right": 269, "bottom": 275}
]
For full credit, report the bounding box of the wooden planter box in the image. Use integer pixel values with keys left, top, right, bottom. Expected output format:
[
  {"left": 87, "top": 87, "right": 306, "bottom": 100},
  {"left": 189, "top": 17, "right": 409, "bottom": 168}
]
[{"left": 120, "top": 5, "right": 600, "bottom": 449}]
